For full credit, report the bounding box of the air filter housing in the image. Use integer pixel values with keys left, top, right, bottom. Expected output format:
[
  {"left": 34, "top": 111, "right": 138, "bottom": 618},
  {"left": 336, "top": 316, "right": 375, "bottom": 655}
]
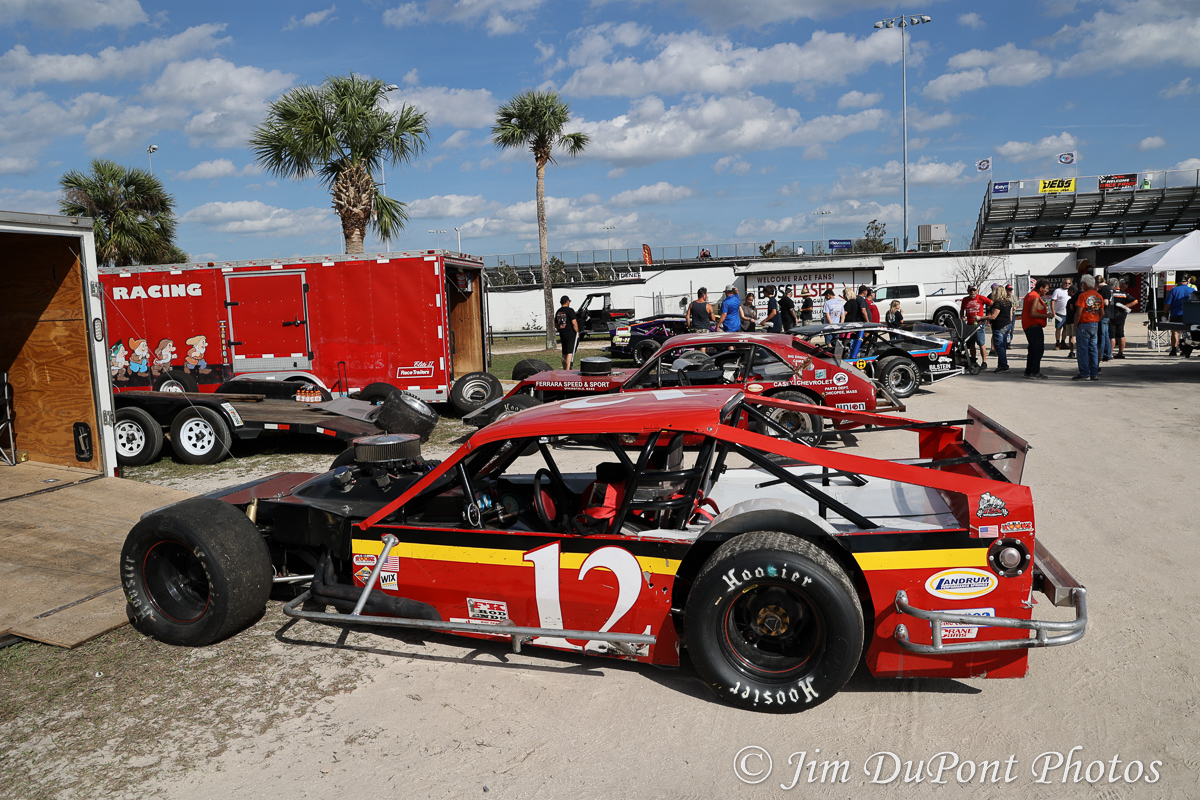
[
  {"left": 352, "top": 433, "right": 421, "bottom": 464},
  {"left": 579, "top": 357, "right": 613, "bottom": 376}
]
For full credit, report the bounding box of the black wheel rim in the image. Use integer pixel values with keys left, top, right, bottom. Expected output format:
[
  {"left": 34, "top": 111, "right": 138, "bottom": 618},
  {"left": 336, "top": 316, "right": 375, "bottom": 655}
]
[
  {"left": 720, "top": 582, "right": 824, "bottom": 681},
  {"left": 142, "top": 540, "right": 210, "bottom": 623}
]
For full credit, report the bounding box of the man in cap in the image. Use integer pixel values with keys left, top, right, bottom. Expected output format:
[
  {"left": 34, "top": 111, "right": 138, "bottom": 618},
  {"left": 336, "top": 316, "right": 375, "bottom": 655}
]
[
  {"left": 960, "top": 284, "right": 993, "bottom": 369},
  {"left": 717, "top": 284, "right": 742, "bottom": 332}
]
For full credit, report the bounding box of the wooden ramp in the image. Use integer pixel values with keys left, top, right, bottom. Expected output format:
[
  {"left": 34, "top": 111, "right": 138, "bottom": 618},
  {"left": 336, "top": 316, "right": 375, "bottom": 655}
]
[{"left": 0, "top": 462, "right": 192, "bottom": 647}]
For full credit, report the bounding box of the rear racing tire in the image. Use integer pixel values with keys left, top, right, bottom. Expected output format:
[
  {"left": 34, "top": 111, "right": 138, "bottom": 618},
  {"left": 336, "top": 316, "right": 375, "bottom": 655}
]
[
  {"left": 876, "top": 356, "right": 921, "bottom": 399},
  {"left": 684, "top": 532, "right": 864, "bottom": 713},
  {"left": 114, "top": 407, "right": 164, "bottom": 467},
  {"left": 489, "top": 393, "right": 542, "bottom": 423},
  {"left": 511, "top": 359, "right": 553, "bottom": 382},
  {"left": 121, "top": 497, "right": 272, "bottom": 647},
  {"left": 154, "top": 370, "right": 198, "bottom": 394},
  {"left": 450, "top": 371, "right": 503, "bottom": 414},
  {"left": 375, "top": 392, "right": 438, "bottom": 442},
  {"left": 356, "top": 382, "right": 404, "bottom": 405},
  {"left": 759, "top": 390, "right": 824, "bottom": 446},
  {"left": 169, "top": 406, "right": 233, "bottom": 465},
  {"left": 634, "top": 339, "right": 662, "bottom": 366}
]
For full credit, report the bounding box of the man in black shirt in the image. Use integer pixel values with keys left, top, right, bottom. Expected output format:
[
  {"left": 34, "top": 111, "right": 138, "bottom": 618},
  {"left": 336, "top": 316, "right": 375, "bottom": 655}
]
[
  {"left": 554, "top": 295, "right": 579, "bottom": 369},
  {"left": 799, "top": 287, "right": 814, "bottom": 322},
  {"left": 778, "top": 287, "right": 797, "bottom": 330},
  {"left": 844, "top": 285, "right": 870, "bottom": 358},
  {"left": 762, "top": 285, "right": 783, "bottom": 332},
  {"left": 1109, "top": 277, "right": 1139, "bottom": 358},
  {"left": 686, "top": 288, "right": 713, "bottom": 332},
  {"left": 1097, "top": 275, "right": 1114, "bottom": 362}
]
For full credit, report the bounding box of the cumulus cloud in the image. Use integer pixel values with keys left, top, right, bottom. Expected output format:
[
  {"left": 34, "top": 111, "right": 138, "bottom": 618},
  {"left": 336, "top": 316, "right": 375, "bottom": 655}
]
[
  {"left": 958, "top": 12, "right": 985, "bottom": 29},
  {"left": 0, "top": 0, "right": 148, "bottom": 29},
  {"left": 175, "top": 159, "right": 260, "bottom": 181},
  {"left": 285, "top": 5, "right": 337, "bottom": 30},
  {"left": 1138, "top": 136, "right": 1166, "bottom": 151},
  {"left": 561, "top": 26, "right": 904, "bottom": 98},
  {"left": 382, "top": 3, "right": 425, "bottom": 28},
  {"left": 0, "top": 88, "right": 116, "bottom": 149},
  {"left": 827, "top": 158, "right": 968, "bottom": 200},
  {"left": 405, "top": 194, "right": 493, "bottom": 218},
  {"left": 837, "top": 90, "right": 883, "bottom": 109},
  {"left": 924, "top": 43, "right": 1053, "bottom": 101},
  {"left": 386, "top": 83, "right": 495, "bottom": 128},
  {"left": 1054, "top": 1, "right": 1200, "bottom": 76},
  {"left": 734, "top": 199, "right": 903, "bottom": 238},
  {"left": 181, "top": 200, "right": 337, "bottom": 238},
  {"left": 995, "top": 131, "right": 1079, "bottom": 163},
  {"left": 575, "top": 94, "right": 888, "bottom": 168},
  {"left": 661, "top": 0, "right": 908, "bottom": 29},
  {"left": 0, "top": 24, "right": 229, "bottom": 86},
  {"left": 907, "top": 107, "right": 962, "bottom": 132},
  {"left": 608, "top": 182, "right": 695, "bottom": 207},
  {"left": 0, "top": 187, "right": 61, "bottom": 213},
  {"left": 1174, "top": 158, "right": 1200, "bottom": 170},
  {"left": 713, "top": 155, "right": 751, "bottom": 175},
  {"left": 1160, "top": 77, "right": 1196, "bottom": 98},
  {"left": 0, "top": 155, "right": 38, "bottom": 175},
  {"left": 383, "top": 0, "right": 543, "bottom": 36}
]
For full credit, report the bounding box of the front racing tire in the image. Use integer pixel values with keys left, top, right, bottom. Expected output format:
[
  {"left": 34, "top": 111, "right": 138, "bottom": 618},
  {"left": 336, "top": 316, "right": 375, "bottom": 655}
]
[
  {"left": 511, "top": 359, "right": 554, "bottom": 382},
  {"left": 634, "top": 338, "right": 662, "bottom": 366},
  {"left": 685, "top": 532, "right": 863, "bottom": 713},
  {"left": 759, "top": 390, "right": 824, "bottom": 446},
  {"left": 450, "top": 371, "right": 503, "bottom": 413},
  {"left": 121, "top": 498, "right": 272, "bottom": 647},
  {"left": 489, "top": 392, "right": 542, "bottom": 423},
  {"left": 875, "top": 356, "right": 921, "bottom": 399}
]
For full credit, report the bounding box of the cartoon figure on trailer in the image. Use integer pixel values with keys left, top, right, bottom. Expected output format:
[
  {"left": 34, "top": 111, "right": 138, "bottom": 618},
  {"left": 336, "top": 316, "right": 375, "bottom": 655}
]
[
  {"left": 127, "top": 338, "right": 150, "bottom": 375},
  {"left": 184, "top": 335, "right": 211, "bottom": 374},
  {"left": 151, "top": 338, "right": 176, "bottom": 376},
  {"left": 109, "top": 341, "right": 129, "bottom": 381}
]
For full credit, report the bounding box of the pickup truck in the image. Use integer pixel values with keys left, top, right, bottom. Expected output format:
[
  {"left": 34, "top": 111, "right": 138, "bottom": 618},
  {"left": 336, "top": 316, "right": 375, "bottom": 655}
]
[
  {"left": 577, "top": 292, "right": 634, "bottom": 337},
  {"left": 872, "top": 283, "right": 969, "bottom": 329}
]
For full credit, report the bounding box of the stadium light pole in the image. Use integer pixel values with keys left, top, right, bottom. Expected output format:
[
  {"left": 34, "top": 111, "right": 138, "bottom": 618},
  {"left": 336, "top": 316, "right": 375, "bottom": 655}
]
[
  {"left": 380, "top": 84, "right": 400, "bottom": 194},
  {"left": 146, "top": 144, "right": 158, "bottom": 174},
  {"left": 812, "top": 209, "right": 832, "bottom": 249},
  {"left": 874, "top": 14, "right": 932, "bottom": 252},
  {"left": 454, "top": 226, "right": 461, "bottom": 252},
  {"left": 429, "top": 229, "right": 447, "bottom": 249}
]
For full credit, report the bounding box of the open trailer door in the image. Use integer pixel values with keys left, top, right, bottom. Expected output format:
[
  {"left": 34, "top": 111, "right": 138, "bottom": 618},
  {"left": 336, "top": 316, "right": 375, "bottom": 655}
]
[{"left": 445, "top": 262, "right": 486, "bottom": 379}]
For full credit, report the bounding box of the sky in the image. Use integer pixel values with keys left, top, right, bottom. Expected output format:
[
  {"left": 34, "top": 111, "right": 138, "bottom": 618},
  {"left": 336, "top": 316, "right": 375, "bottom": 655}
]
[{"left": 1, "top": 0, "right": 1199, "bottom": 263}]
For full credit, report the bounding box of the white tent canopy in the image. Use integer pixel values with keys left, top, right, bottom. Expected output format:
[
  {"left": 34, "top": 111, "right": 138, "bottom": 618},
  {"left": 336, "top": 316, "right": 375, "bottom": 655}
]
[{"left": 1109, "top": 230, "right": 1200, "bottom": 274}]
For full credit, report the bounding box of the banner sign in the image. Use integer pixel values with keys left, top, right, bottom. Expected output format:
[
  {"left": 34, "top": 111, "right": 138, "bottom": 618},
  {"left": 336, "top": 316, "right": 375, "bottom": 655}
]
[
  {"left": 992, "top": 181, "right": 1010, "bottom": 194},
  {"left": 641, "top": 244, "right": 653, "bottom": 266},
  {"left": 1038, "top": 178, "right": 1076, "bottom": 194},
  {"left": 828, "top": 239, "right": 853, "bottom": 251},
  {"left": 1099, "top": 173, "right": 1138, "bottom": 190}
]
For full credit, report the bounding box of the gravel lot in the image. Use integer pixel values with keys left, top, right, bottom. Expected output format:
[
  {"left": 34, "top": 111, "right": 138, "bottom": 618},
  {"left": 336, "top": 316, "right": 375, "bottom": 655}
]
[{"left": 3, "top": 332, "right": 1197, "bottom": 800}]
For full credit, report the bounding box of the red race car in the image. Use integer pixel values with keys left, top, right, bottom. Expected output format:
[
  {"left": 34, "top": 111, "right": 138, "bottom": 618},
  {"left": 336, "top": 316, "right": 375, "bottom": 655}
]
[
  {"left": 121, "top": 389, "right": 1086, "bottom": 712},
  {"left": 474, "top": 332, "right": 900, "bottom": 444}
]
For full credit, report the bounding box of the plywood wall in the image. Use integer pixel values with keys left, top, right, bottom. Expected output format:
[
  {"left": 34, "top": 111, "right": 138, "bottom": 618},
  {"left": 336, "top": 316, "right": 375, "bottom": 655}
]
[
  {"left": 447, "top": 270, "right": 483, "bottom": 377},
  {"left": 0, "top": 233, "right": 100, "bottom": 471}
]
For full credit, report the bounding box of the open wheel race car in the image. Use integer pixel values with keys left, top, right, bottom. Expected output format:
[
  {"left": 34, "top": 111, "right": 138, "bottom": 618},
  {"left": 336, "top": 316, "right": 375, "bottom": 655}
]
[
  {"left": 790, "top": 322, "right": 980, "bottom": 398},
  {"left": 121, "top": 389, "right": 1086, "bottom": 712},
  {"left": 607, "top": 314, "right": 698, "bottom": 364}
]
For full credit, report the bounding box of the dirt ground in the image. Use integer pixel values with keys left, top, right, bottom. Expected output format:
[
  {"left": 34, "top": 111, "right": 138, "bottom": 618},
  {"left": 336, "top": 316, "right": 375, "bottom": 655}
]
[{"left": 3, "top": 335, "right": 1198, "bottom": 799}]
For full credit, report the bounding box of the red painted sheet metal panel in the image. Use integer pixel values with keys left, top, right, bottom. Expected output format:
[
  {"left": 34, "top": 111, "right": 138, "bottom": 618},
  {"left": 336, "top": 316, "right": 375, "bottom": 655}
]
[{"left": 226, "top": 272, "right": 309, "bottom": 359}]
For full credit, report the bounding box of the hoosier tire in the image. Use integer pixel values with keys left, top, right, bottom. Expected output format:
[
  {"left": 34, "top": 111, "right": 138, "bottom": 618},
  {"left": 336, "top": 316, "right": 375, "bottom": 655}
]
[
  {"left": 634, "top": 338, "right": 662, "bottom": 366},
  {"left": 759, "top": 390, "right": 824, "bottom": 446},
  {"left": 121, "top": 498, "right": 272, "bottom": 647},
  {"left": 489, "top": 392, "right": 542, "bottom": 423},
  {"left": 169, "top": 406, "right": 233, "bottom": 465},
  {"left": 374, "top": 392, "right": 438, "bottom": 442},
  {"left": 114, "top": 407, "right": 164, "bottom": 466},
  {"left": 450, "top": 371, "right": 502, "bottom": 413},
  {"left": 876, "top": 356, "right": 921, "bottom": 399},
  {"left": 511, "top": 359, "right": 553, "bottom": 382},
  {"left": 685, "top": 532, "right": 863, "bottom": 713},
  {"left": 356, "top": 382, "right": 403, "bottom": 405}
]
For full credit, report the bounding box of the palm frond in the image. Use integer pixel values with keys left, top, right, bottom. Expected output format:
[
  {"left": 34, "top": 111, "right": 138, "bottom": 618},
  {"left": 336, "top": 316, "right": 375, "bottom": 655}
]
[{"left": 371, "top": 192, "right": 409, "bottom": 247}]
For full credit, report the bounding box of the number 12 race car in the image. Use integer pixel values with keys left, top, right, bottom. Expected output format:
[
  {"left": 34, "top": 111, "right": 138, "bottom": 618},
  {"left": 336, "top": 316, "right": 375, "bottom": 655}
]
[{"left": 121, "top": 389, "right": 1086, "bottom": 712}]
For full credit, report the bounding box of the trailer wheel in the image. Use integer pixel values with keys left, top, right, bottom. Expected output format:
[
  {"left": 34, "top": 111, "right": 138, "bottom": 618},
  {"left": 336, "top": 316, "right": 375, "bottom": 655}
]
[
  {"left": 511, "top": 359, "right": 553, "bottom": 382},
  {"left": 450, "top": 372, "right": 502, "bottom": 413},
  {"left": 169, "top": 406, "right": 233, "bottom": 465},
  {"left": 122, "top": 498, "right": 272, "bottom": 646},
  {"left": 114, "top": 407, "right": 164, "bottom": 466},
  {"left": 154, "top": 370, "right": 198, "bottom": 394},
  {"left": 634, "top": 339, "right": 662, "bottom": 366},
  {"left": 876, "top": 356, "right": 921, "bottom": 399},
  {"left": 684, "top": 532, "right": 863, "bottom": 713},
  {"left": 375, "top": 392, "right": 438, "bottom": 442},
  {"left": 759, "top": 390, "right": 824, "bottom": 446}
]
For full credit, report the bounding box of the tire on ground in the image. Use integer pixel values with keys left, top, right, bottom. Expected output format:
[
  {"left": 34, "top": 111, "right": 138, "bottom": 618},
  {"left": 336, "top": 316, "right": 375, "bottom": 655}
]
[
  {"left": 511, "top": 359, "right": 553, "bottom": 382},
  {"left": 114, "top": 407, "right": 164, "bottom": 466},
  {"left": 355, "top": 382, "right": 404, "bottom": 405},
  {"left": 154, "top": 370, "right": 198, "bottom": 393},
  {"left": 489, "top": 393, "right": 542, "bottom": 423},
  {"left": 634, "top": 339, "right": 662, "bottom": 366},
  {"left": 684, "top": 531, "right": 864, "bottom": 713},
  {"left": 375, "top": 391, "right": 439, "bottom": 442},
  {"left": 122, "top": 497, "right": 272, "bottom": 647},
  {"left": 450, "top": 371, "right": 503, "bottom": 414},
  {"left": 759, "top": 389, "right": 824, "bottom": 446},
  {"left": 875, "top": 356, "right": 921, "bottom": 399},
  {"left": 169, "top": 406, "right": 233, "bottom": 465}
]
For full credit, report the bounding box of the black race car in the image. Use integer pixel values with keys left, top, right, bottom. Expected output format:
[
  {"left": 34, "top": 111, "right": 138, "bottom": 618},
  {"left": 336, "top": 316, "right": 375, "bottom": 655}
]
[{"left": 607, "top": 314, "right": 699, "bottom": 364}]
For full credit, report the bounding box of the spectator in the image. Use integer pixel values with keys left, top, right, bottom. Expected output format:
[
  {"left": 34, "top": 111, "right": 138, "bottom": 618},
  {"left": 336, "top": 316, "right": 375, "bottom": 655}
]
[
  {"left": 1063, "top": 280, "right": 1080, "bottom": 357},
  {"left": 553, "top": 295, "right": 579, "bottom": 369},
  {"left": 717, "top": 285, "right": 742, "bottom": 332},
  {"left": 686, "top": 287, "right": 713, "bottom": 332},
  {"left": 821, "top": 288, "right": 844, "bottom": 344},
  {"left": 1072, "top": 275, "right": 1104, "bottom": 381},
  {"left": 985, "top": 285, "right": 1014, "bottom": 373},
  {"left": 740, "top": 295, "right": 759, "bottom": 331},
  {"left": 1051, "top": 278, "right": 1074, "bottom": 350},
  {"left": 799, "top": 288, "right": 815, "bottom": 323},
  {"left": 1165, "top": 274, "right": 1197, "bottom": 355},
  {"left": 864, "top": 287, "right": 881, "bottom": 323},
  {"left": 1005, "top": 284, "right": 1016, "bottom": 346},
  {"left": 779, "top": 287, "right": 797, "bottom": 330},
  {"left": 1022, "top": 279, "right": 1051, "bottom": 379},
  {"left": 886, "top": 300, "right": 903, "bottom": 341},
  {"left": 1109, "top": 277, "right": 1139, "bottom": 358},
  {"left": 699, "top": 248, "right": 711, "bottom": 259},
  {"left": 959, "top": 285, "right": 993, "bottom": 369},
  {"left": 1097, "top": 275, "right": 1114, "bottom": 362},
  {"left": 844, "top": 285, "right": 871, "bottom": 358},
  {"left": 762, "top": 285, "right": 783, "bottom": 333}
]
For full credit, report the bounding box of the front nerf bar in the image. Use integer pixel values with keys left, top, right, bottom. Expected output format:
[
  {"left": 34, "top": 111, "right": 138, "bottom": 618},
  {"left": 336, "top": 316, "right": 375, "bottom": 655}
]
[{"left": 893, "top": 540, "right": 1087, "bottom": 654}]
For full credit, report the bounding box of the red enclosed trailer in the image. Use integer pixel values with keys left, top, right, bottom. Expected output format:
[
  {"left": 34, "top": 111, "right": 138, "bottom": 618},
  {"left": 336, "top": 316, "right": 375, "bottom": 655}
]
[{"left": 99, "top": 250, "right": 492, "bottom": 407}]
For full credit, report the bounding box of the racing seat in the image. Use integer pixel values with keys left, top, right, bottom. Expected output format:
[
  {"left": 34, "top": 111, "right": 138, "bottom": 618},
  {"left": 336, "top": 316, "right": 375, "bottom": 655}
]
[{"left": 574, "top": 462, "right": 648, "bottom": 535}]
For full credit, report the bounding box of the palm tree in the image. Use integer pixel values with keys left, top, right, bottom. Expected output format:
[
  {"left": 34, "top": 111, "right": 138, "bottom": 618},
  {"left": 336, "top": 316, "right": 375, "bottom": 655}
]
[
  {"left": 249, "top": 74, "right": 429, "bottom": 254},
  {"left": 492, "top": 90, "right": 589, "bottom": 349},
  {"left": 59, "top": 159, "right": 182, "bottom": 268}
]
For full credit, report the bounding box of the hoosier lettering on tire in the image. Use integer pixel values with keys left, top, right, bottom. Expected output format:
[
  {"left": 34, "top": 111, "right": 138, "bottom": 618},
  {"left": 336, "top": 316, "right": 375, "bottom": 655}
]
[{"left": 684, "top": 532, "right": 864, "bottom": 712}]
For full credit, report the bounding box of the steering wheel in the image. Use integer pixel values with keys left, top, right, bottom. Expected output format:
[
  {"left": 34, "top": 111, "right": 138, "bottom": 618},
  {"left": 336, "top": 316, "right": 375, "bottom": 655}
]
[{"left": 533, "top": 469, "right": 564, "bottom": 530}]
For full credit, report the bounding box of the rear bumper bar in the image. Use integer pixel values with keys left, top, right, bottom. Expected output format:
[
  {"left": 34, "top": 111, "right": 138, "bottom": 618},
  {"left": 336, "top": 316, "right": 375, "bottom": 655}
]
[{"left": 893, "top": 540, "right": 1087, "bottom": 654}]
